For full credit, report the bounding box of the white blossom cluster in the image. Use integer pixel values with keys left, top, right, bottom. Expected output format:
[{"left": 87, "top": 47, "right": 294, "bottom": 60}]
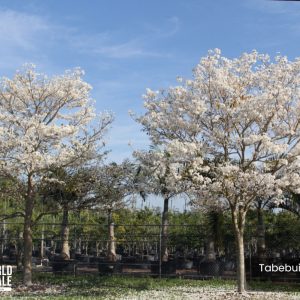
[
  {"left": 133, "top": 149, "right": 185, "bottom": 197},
  {"left": 0, "top": 64, "right": 113, "bottom": 180},
  {"left": 136, "top": 49, "right": 300, "bottom": 210}
]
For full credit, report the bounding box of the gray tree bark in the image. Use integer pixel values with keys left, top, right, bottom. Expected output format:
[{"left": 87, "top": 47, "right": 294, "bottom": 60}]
[
  {"left": 60, "top": 207, "right": 70, "bottom": 259},
  {"left": 23, "top": 175, "right": 34, "bottom": 286},
  {"left": 40, "top": 223, "right": 45, "bottom": 259},
  {"left": 107, "top": 212, "right": 116, "bottom": 262},
  {"left": 206, "top": 239, "right": 216, "bottom": 261},
  {"left": 161, "top": 197, "right": 169, "bottom": 262},
  {"left": 107, "top": 223, "right": 116, "bottom": 261},
  {"left": 232, "top": 207, "right": 246, "bottom": 293}
]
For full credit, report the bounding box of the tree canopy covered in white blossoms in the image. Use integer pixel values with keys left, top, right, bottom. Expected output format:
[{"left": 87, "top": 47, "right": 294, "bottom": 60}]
[
  {"left": 136, "top": 49, "right": 300, "bottom": 292},
  {"left": 0, "top": 64, "right": 113, "bottom": 286},
  {"left": 0, "top": 64, "right": 113, "bottom": 179},
  {"left": 138, "top": 49, "right": 300, "bottom": 208}
]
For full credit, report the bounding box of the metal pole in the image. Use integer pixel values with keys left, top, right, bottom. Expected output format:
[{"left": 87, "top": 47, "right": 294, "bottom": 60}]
[
  {"left": 249, "top": 241, "right": 252, "bottom": 281},
  {"left": 159, "top": 224, "right": 162, "bottom": 278},
  {"left": 40, "top": 224, "right": 45, "bottom": 259}
]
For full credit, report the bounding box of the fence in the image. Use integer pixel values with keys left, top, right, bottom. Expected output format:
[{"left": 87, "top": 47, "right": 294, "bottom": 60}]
[{"left": 0, "top": 221, "right": 300, "bottom": 281}]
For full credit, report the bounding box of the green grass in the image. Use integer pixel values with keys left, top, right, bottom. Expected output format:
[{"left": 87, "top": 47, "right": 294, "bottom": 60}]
[
  {"left": 3, "top": 273, "right": 300, "bottom": 299},
  {"left": 248, "top": 280, "right": 300, "bottom": 293}
]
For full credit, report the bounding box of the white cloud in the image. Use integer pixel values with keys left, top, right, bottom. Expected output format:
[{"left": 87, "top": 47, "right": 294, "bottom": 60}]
[
  {"left": 0, "top": 8, "right": 177, "bottom": 66},
  {"left": 243, "top": 0, "right": 300, "bottom": 40},
  {"left": 69, "top": 17, "right": 180, "bottom": 59},
  {"left": 144, "top": 16, "right": 180, "bottom": 38},
  {"left": 0, "top": 9, "right": 49, "bottom": 50},
  {"left": 0, "top": 9, "right": 54, "bottom": 72},
  {"left": 71, "top": 33, "right": 170, "bottom": 59},
  {"left": 92, "top": 40, "right": 164, "bottom": 59},
  {"left": 244, "top": 0, "right": 300, "bottom": 16}
]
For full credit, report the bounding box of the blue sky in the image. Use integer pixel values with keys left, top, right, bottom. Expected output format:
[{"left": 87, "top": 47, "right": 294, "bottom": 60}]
[
  {"left": 0, "top": 0, "right": 300, "bottom": 209},
  {"left": 0, "top": 0, "right": 300, "bottom": 162}
]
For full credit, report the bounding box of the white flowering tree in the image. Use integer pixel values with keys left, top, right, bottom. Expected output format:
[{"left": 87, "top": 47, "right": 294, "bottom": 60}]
[
  {"left": 0, "top": 65, "right": 113, "bottom": 285},
  {"left": 135, "top": 50, "right": 300, "bottom": 292}
]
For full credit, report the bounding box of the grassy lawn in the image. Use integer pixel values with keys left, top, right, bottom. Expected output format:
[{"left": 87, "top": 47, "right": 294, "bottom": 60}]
[{"left": 2, "top": 273, "right": 300, "bottom": 299}]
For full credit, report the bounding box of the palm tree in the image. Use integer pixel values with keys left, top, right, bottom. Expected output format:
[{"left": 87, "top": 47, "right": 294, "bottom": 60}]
[{"left": 134, "top": 149, "right": 186, "bottom": 263}]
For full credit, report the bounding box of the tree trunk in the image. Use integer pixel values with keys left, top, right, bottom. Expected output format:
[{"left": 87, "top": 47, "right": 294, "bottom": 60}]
[
  {"left": 2, "top": 199, "right": 7, "bottom": 255},
  {"left": 60, "top": 206, "right": 70, "bottom": 259},
  {"left": 1, "top": 223, "right": 4, "bottom": 257},
  {"left": 107, "top": 211, "right": 116, "bottom": 262},
  {"left": 96, "top": 242, "right": 100, "bottom": 257},
  {"left": 23, "top": 175, "right": 34, "bottom": 286},
  {"left": 77, "top": 238, "right": 82, "bottom": 254},
  {"left": 232, "top": 207, "right": 246, "bottom": 293},
  {"left": 161, "top": 197, "right": 169, "bottom": 262},
  {"left": 257, "top": 206, "right": 266, "bottom": 262},
  {"left": 206, "top": 239, "right": 216, "bottom": 261},
  {"left": 16, "top": 230, "right": 23, "bottom": 271},
  {"left": 40, "top": 224, "right": 45, "bottom": 259},
  {"left": 236, "top": 230, "right": 246, "bottom": 293}
]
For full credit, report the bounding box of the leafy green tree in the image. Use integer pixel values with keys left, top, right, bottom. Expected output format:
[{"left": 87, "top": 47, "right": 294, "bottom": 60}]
[{"left": 39, "top": 167, "right": 97, "bottom": 259}]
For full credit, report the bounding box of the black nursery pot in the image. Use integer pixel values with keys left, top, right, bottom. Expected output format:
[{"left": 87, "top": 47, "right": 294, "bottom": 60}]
[
  {"left": 98, "top": 261, "right": 123, "bottom": 275},
  {"left": 150, "top": 260, "right": 176, "bottom": 275},
  {"left": 199, "top": 260, "right": 220, "bottom": 276},
  {"left": 52, "top": 257, "right": 77, "bottom": 275}
]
